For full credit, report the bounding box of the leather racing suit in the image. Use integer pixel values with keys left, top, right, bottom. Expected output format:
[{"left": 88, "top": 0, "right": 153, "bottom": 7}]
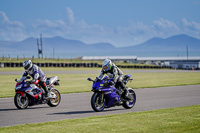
[
  {"left": 98, "top": 63, "right": 126, "bottom": 94},
  {"left": 19, "top": 64, "right": 48, "bottom": 95}
]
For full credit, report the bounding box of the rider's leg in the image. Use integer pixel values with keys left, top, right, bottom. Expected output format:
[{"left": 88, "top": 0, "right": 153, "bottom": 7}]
[
  {"left": 117, "top": 76, "right": 130, "bottom": 99},
  {"left": 39, "top": 81, "right": 48, "bottom": 97}
]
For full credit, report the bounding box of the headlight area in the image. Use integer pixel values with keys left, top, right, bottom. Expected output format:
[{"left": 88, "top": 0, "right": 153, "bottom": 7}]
[{"left": 15, "top": 84, "right": 22, "bottom": 90}]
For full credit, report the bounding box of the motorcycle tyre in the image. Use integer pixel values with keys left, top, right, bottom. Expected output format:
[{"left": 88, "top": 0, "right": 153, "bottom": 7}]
[
  {"left": 122, "top": 89, "right": 136, "bottom": 109},
  {"left": 47, "top": 89, "right": 61, "bottom": 107},
  {"left": 14, "top": 93, "right": 29, "bottom": 109},
  {"left": 91, "top": 92, "right": 106, "bottom": 112}
]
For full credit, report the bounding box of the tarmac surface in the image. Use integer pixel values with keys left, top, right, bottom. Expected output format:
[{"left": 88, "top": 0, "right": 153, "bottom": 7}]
[{"left": 0, "top": 85, "right": 200, "bottom": 127}]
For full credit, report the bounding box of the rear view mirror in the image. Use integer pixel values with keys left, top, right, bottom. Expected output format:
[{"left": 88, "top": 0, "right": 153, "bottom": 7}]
[{"left": 15, "top": 79, "right": 17, "bottom": 82}]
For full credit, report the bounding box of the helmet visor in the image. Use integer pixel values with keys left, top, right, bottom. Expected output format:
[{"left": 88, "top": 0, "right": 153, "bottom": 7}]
[
  {"left": 103, "top": 66, "right": 108, "bottom": 70},
  {"left": 24, "top": 64, "right": 30, "bottom": 70}
]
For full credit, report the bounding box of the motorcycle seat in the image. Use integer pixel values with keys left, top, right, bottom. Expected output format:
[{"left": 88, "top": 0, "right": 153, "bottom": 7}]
[{"left": 46, "top": 76, "right": 58, "bottom": 86}]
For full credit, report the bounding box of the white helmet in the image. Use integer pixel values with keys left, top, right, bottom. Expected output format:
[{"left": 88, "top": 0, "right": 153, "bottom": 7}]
[
  {"left": 102, "top": 59, "right": 112, "bottom": 71},
  {"left": 23, "top": 60, "right": 33, "bottom": 71}
]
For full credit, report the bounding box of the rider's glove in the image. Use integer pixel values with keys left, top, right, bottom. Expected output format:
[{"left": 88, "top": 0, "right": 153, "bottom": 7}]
[
  {"left": 109, "top": 81, "right": 114, "bottom": 85},
  {"left": 95, "top": 77, "right": 101, "bottom": 82},
  {"left": 31, "top": 79, "right": 39, "bottom": 84},
  {"left": 104, "top": 81, "right": 109, "bottom": 87},
  {"left": 33, "top": 80, "right": 39, "bottom": 84},
  {"left": 30, "top": 80, "right": 35, "bottom": 83}
]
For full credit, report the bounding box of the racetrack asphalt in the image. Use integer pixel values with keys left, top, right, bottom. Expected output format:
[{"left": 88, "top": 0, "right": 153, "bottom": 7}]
[{"left": 0, "top": 85, "right": 200, "bottom": 127}]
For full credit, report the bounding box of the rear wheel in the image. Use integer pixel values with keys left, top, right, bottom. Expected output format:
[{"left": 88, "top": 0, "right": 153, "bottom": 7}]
[
  {"left": 47, "top": 89, "right": 61, "bottom": 107},
  {"left": 91, "top": 92, "right": 106, "bottom": 112},
  {"left": 122, "top": 88, "right": 136, "bottom": 109},
  {"left": 14, "top": 93, "right": 29, "bottom": 109}
]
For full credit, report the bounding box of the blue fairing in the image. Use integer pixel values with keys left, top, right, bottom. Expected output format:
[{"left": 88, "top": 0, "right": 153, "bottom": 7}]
[
  {"left": 92, "top": 80, "right": 102, "bottom": 89},
  {"left": 92, "top": 76, "right": 120, "bottom": 108},
  {"left": 92, "top": 76, "right": 115, "bottom": 92},
  {"left": 90, "top": 74, "right": 135, "bottom": 111},
  {"left": 15, "top": 79, "right": 41, "bottom": 95},
  {"left": 20, "top": 87, "right": 32, "bottom": 92}
]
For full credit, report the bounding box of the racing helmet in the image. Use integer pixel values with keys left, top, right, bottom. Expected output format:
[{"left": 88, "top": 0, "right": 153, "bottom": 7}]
[
  {"left": 102, "top": 59, "right": 112, "bottom": 71},
  {"left": 23, "top": 60, "right": 33, "bottom": 71}
]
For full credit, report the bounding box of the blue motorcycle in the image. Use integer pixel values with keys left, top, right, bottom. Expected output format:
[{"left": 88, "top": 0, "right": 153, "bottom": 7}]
[
  {"left": 14, "top": 76, "right": 61, "bottom": 109},
  {"left": 88, "top": 74, "right": 136, "bottom": 112}
]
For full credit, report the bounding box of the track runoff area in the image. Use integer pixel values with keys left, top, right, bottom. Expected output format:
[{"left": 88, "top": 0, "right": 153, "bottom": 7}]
[{"left": 0, "top": 69, "right": 200, "bottom": 128}]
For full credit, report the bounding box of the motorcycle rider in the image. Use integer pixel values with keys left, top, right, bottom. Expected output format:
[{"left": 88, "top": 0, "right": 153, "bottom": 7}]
[
  {"left": 97, "top": 59, "right": 130, "bottom": 99},
  {"left": 19, "top": 60, "right": 49, "bottom": 99}
]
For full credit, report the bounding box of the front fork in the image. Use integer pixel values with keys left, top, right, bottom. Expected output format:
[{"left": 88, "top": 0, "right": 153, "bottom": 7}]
[{"left": 98, "top": 92, "right": 104, "bottom": 104}]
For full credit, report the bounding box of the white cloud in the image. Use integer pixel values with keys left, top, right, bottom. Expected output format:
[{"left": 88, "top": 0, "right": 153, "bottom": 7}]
[
  {"left": 152, "top": 18, "right": 180, "bottom": 37},
  {"left": 66, "top": 7, "right": 74, "bottom": 24},
  {"left": 180, "top": 18, "right": 200, "bottom": 38},
  {"left": 182, "top": 18, "right": 200, "bottom": 31},
  {"left": 0, "top": 11, "right": 24, "bottom": 29},
  {"left": 1, "top": 8, "right": 200, "bottom": 47},
  {"left": 0, "top": 11, "right": 9, "bottom": 22},
  {"left": 0, "top": 11, "right": 25, "bottom": 40},
  {"left": 32, "top": 19, "right": 69, "bottom": 31}
]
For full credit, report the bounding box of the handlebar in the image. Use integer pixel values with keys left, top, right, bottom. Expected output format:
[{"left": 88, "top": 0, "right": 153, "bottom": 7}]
[
  {"left": 87, "top": 78, "right": 94, "bottom": 82},
  {"left": 129, "top": 79, "right": 133, "bottom": 82},
  {"left": 87, "top": 77, "right": 102, "bottom": 82}
]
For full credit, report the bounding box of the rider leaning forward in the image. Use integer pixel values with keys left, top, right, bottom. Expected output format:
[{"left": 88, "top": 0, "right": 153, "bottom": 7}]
[
  {"left": 19, "top": 60, "right": 49, "bottom": 99},
  {"left": 19, "top": 59, "right": 129, "bottom": 99},
  {"left": 98, "top": 59, "right": 130, "bottom": 99}
]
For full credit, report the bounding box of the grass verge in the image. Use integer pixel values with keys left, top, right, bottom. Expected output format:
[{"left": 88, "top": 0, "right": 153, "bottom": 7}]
[
  {"left": 0, "top": 105, "right": 200, "bottom": 132},
  {"left": 0, "top": 71, "right": 200, "bottom": 98}
]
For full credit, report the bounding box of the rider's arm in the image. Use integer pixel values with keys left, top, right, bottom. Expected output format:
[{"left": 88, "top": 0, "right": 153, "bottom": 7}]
[
  {"left": 113, "top": 65, "right": 124, "bottom": 82},
  {"left": 116, "top": 66, "right": 124, "bottom": 75},
  {"left": 19, "top": 71, "right": 28, "bottom": 82},
  {"left": 33, "top": 65, "right": 39, "bottom": 80},
  {"left": 113, "top": 67, "right": 119, "bottom": 82},
  {"left": 98, "top": 71, "right": 104, "bottom": 80}
]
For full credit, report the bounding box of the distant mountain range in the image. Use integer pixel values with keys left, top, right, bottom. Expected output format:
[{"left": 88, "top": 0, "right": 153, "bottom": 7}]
[{"left": 0, "top": 34, "right": 200, "bottom": 58}]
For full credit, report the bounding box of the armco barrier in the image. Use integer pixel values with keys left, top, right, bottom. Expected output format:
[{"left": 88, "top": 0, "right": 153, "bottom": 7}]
[
  {"left": 0, "top": 62, "right": 173, "bottom": 69},
  {"left": 0, "top": 62, "right": 100, "bottom": 68}
]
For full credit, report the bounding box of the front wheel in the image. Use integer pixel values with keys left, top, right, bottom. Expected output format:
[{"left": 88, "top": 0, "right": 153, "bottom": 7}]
[
  {"left": 14, "top": 93, "right": 29, "bottom": 109},
  {"left": 91, "top": 92, "right": 106, "bottom": 112},
  {"left": 47, "top": 89, "right": 61, "bottom": 107},
  {"left": 122, "top": 88, "right": 136, "bottom": 109}
]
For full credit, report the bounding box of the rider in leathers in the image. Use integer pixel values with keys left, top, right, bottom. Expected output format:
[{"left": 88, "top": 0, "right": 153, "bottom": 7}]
[
  {"left": 98, "top": 59, "right": 130, "bottom": 99},
  {"left": 19, "top": 60, "right": 49, "bottom": 98}
]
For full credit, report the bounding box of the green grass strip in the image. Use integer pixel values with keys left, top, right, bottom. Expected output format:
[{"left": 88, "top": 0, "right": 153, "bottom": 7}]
[
  {"left": 0, "top": 105, "right": 200, "bottom": 133},
  {"left": 0, "top": 67, "right": 100, "bottom": 72},
  {"left": 0, "top": 72, "right": 200, "bottom": 98}
]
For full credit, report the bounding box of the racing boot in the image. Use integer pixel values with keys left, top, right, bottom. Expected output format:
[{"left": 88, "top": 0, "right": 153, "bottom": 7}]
[
  {"left": 42, "top": 83, "right": 49, "bottom": 100},
  {"left": 118, "top": 81, "right": 131, "bottom": 100},
  {"left": 122, "top": 87, "right": 132, "bottom": 100}
]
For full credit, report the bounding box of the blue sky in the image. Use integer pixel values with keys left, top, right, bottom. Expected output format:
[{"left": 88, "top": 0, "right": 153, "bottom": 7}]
[{"left": 0, "top": 0, "right": 200, "bottom": 47}]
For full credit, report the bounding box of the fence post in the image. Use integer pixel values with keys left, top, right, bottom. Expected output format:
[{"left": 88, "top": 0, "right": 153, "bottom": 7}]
[{"left": 0, "top": 62, "right": 4, "bottom": 68}]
